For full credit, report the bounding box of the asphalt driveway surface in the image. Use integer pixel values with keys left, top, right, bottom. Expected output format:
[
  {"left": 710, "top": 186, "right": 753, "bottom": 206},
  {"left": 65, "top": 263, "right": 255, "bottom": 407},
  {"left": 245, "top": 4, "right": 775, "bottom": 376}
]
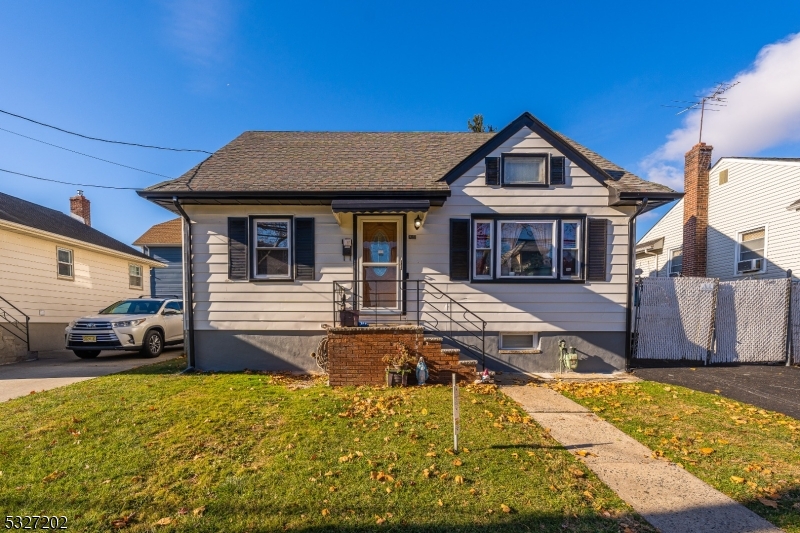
[
  {"left": 633, "top": 365, "right": 800, "bottom": 420},
  {"left": 0, "top": 347, "right": 183, "bottom": 402}
]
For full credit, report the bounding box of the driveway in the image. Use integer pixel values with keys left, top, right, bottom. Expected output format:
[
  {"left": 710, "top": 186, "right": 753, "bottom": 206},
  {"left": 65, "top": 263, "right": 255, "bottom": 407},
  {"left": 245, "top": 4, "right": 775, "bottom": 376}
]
[
  {"left": 0, "top": 348, "right": 184, "bottom": 402},
  {"left": 633, "top": 365, "right": 800, "bottom": 420}
]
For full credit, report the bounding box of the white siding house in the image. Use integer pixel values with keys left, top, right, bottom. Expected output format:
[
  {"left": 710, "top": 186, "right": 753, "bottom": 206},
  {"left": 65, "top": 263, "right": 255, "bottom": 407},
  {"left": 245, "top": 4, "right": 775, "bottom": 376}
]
[
  {"left": 636, "top": 198, "right": 684, "bottom": 277},
  {"left": 140, "top": 112, "right": 679, "bottom": 373},
  {"left": 636, "top": 158, "right": 800, "bottom": 281},
  {"left": 0, "top": 192, "right": 163, "bottom": 362}
]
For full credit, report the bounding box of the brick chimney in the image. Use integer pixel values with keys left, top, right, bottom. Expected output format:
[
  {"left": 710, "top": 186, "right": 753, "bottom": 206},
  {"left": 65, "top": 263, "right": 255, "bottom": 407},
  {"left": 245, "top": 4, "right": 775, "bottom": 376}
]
[
  {"left": 70, "top": 190, "right": 91, "bottom": 226},
  {"left": 681, "top": 143, "right": 713, "bottom": 277}
]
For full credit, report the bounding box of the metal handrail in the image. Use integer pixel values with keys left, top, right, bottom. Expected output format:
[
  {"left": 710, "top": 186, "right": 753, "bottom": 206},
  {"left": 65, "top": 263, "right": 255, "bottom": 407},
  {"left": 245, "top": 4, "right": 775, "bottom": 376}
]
[
  {"left": 331, "top": 279, "right": 487, "bottom": 369},
  {"left": 0, "top": 294, "right": 30, "bottom": 351}
]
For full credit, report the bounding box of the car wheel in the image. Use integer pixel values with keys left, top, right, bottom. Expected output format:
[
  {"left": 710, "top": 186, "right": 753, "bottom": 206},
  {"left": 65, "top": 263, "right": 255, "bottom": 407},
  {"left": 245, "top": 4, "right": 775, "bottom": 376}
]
[
  {"left": 73, "top": 350, "right": 100, "bottom": 359},
  {"left": 141, "top": 330, "right": 163, "bottom": 358}
]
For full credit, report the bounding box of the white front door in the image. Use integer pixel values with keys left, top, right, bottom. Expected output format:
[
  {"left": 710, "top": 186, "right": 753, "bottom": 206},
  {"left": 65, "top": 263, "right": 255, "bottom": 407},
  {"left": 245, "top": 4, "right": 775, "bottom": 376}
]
[{"left": 358, "top": 216, "right": 403, "bottom": 312}]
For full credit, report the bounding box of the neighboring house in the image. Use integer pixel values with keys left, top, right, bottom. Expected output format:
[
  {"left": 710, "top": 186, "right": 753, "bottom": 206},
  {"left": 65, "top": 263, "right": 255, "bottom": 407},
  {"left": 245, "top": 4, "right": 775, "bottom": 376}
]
[
  {"left": 138, "top": 112, "right": 680, "bottom": 373},
  {"left": 134, "top": 218, "right": 183, "bottom": 298},
  {"left": 637, "top": 147, "right": 800, "bottom": 280},
  {"left": 0, "top": 191, "right": 163, "bottom": 363}
]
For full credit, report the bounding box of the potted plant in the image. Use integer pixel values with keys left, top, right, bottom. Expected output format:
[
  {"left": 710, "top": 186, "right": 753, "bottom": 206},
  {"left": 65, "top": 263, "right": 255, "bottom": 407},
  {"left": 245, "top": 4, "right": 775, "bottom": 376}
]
[{"left": 383, "top": 343, "right": 414, "bottom": 387}]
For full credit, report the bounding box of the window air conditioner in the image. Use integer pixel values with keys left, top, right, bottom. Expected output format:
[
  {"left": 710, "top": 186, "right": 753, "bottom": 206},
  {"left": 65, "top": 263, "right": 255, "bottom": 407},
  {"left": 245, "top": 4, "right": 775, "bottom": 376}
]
[{"left": 737, "top": 258, "right": 763, "bottom": 273}]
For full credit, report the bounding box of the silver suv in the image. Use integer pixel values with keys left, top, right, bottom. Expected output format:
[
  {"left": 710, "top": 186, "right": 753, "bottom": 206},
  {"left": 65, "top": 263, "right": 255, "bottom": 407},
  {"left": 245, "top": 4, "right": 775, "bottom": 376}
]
[{"left": 65, "top": 298, "right": 184, "bottom": 359}]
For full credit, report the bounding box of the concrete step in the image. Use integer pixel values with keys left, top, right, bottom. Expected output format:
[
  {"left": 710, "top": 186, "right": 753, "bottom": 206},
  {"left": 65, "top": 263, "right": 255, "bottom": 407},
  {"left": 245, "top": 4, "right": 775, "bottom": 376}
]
[
  {"left": 423, "top": 336, "right": 443, "bottom": 343},
  {"left": 441, "top": 348, "right": 461, "bottom": 355},
  {"left": 459, "top": 359, "right": 478, "bottom": 367}
]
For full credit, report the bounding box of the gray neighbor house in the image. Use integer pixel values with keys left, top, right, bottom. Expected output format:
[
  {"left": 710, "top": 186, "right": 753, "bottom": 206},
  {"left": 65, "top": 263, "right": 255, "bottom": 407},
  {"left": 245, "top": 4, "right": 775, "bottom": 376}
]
[{"left": 138, "top": 112, "right": 680, "bottom": 374}]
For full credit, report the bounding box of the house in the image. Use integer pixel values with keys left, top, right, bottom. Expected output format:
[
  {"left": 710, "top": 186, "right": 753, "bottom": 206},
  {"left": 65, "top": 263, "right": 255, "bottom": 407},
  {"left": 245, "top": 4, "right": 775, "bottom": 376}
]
[
  {"left": 637, "top": 145, "right": 800, "bottom": 280},
  {"left": 134, "top": 218, "right": 183, "bottom": 298},
  {"left": 0, "top": 191, "right": 163, "bottom": 364},
  {"left": 138, "top": 112, "right": 680, "bottom": 374}
]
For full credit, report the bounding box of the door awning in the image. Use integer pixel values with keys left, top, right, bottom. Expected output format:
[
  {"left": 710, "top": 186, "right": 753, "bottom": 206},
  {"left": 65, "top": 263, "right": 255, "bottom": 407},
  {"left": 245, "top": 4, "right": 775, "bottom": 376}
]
[
  {"left": 331, "top": 199, "right": 430, "bottom": 214},
  {"left": 331, "top": 199, "right": 430, "bottom": 224}
]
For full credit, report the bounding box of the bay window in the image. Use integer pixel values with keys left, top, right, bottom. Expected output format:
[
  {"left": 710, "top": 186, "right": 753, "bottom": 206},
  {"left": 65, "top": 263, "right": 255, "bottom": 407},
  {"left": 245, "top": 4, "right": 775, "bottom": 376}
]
[{"left": 471, "top": 216, "right": 585, "bottom": 282}]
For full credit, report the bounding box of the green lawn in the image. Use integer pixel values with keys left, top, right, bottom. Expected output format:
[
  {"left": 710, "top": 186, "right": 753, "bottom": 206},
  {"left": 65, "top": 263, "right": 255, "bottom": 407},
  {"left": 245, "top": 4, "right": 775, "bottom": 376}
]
[
  {"left": 0, "top": 358, "right": 652, "bottom": 532},
  {"left": 550, "top": 380, "right": 800, "bottom": 532}
]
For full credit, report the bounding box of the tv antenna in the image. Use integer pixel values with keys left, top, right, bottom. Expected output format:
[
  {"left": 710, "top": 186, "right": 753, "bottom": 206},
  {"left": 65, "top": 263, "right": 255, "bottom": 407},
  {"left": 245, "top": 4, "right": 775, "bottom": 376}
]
[{"left": 662, "top": 81, "right": 740, "bottom": 143}]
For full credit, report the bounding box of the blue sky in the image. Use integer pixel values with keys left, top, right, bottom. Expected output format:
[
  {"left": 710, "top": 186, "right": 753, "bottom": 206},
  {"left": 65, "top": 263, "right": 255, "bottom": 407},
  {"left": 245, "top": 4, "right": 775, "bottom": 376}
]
[{"left": 2, "top": 1, "right": 799, "bottom": 245}]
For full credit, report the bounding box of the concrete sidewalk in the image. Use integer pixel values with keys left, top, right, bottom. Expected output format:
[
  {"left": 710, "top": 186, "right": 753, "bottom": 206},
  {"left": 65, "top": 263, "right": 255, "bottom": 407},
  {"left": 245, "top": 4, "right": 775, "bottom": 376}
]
[
  {"left": 502, "top": 385, "right": 782, "bottom": 533},
  {"left": 0, "top": 348, "right": 183, "bottom": 402}
]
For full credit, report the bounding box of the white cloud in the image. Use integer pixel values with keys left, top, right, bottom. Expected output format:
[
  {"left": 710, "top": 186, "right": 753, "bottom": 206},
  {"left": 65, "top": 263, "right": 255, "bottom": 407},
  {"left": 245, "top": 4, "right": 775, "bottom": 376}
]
[
  {"left": 642, "top": 32, "right": 800, "bottom": 190},
  {"left": 163, "top": 0, "right": 235, "bottom": 66}
]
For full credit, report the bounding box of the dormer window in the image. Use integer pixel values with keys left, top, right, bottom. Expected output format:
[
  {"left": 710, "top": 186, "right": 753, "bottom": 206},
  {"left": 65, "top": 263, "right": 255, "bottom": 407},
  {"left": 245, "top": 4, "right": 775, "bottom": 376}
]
[{"left": 502, "top": 154, "right": 548, "bottom": 186}]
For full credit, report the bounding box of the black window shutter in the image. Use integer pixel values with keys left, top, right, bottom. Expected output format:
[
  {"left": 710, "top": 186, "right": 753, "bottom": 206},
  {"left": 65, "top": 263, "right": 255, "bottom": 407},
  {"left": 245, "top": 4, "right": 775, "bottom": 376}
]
[
  {"left": 294, "top": 217, "right": 315, "bottom": 280},
  {"left": 228, "top": 217, "right": 249, "bottom": 280},
  {"left": 550, "top": 156, "right": 566, "bottom": 185},
  {"left": 449, "top": 219, "right": 470, "bottom": 281},
  {"left": 485, "top": 157, "right": 499, "bottom": 186},
  {"left": 586, "top": 218, "right": 608, "bottom": 281}
]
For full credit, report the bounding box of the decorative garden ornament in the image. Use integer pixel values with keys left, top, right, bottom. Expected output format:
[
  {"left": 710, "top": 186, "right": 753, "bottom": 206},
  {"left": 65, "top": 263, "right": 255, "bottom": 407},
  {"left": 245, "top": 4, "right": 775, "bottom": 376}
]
[{"left": 416, "top": 356, "right": 429, "bottom": 385}]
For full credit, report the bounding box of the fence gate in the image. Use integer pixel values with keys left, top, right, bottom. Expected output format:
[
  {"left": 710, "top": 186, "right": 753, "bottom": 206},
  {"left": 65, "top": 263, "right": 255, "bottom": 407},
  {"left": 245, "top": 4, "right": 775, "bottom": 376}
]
[
  {"left": 635, "top": 277, "right": 716, "bottom": 361},
  {"left": 712, "top": 279, "right": 790, "bottom": 364}
]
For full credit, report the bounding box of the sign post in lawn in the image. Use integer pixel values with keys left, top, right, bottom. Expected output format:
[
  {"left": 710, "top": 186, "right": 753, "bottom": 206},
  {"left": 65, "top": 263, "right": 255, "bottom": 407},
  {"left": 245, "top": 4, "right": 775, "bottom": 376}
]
[{"left": 452, "top": 372, "right": 460, "bottom": 453}]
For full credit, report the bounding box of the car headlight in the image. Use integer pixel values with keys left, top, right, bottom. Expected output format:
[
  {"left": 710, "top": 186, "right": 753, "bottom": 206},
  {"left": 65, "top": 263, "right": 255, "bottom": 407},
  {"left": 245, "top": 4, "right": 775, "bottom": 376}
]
[
  {"left": 68, "top": 320, "right": 77, "bottom": 328},
  {"left": 112, "top": 318, "right": 147, "bottom": 328}
]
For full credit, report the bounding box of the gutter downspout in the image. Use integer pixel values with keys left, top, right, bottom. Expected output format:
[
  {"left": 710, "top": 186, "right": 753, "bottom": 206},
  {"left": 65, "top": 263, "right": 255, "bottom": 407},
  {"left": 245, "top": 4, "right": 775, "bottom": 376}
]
[
  {"left": 625, "top": 198, "right": 648, "bottom": 372},
  {"left": 173, "top": 197, "right": 196, "bottom": 371}
]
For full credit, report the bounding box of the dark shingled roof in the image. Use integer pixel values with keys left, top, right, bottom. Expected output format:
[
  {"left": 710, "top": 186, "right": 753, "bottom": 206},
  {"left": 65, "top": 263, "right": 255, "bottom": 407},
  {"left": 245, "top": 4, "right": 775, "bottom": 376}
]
[
  {"left": 0, "top": 192, "right": 153, "bottom": 261},
  {"left": 145, "top": 132, "right": 495, "bottom": 194},
  {"left": 142, "top": 119, "right": 676, "bottom": 197}
]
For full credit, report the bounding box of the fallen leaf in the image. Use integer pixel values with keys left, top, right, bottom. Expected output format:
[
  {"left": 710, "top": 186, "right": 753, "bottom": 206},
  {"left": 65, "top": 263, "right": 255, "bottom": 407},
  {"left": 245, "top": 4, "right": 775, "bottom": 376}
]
[
  {"left": 42, "top": 471, "right": 65, "bottom": 483},
  {"left": 700, "top": 448, "right": 715, "bottom": 455},
  {"left": 758, "top": 498, "right": 778, "bottom": 509},
  {"left": 454, "top": 475, "right": 464, "bottom": 484},
  {"left": 192, "top": 506, "right": 206, "bottom": 516},
  {"left": 501, "top": 504, "right": 511, "bottom": 513},
  {"left": 154, "top": 517, "right": 172, "bottom": 526},
  {"left": 321, "top": 509, "right": 330, "bottom": 517},
  {"left": 437, "top": 499, "right": 443, "bottom": 507},
  {"left": 730, "top": 476, "right": 745, "bottom": 484},
  {"left": 426, "top": 452, "right": 437, "bottom": 457},
  {"left": 421, "top": 409, "right": 428, "bottom": 416},
  {"left": 453, "top": 459, "right": 462, "bottom": 466},
  {"left": 375, "top": 516, "right": 385, "bottom": 524}
]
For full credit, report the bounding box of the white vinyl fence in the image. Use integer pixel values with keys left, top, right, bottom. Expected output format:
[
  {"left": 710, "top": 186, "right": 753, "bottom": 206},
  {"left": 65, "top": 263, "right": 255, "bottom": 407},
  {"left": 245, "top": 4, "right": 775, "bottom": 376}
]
[{"left": 634, "top": 277, "right": 797, "bottom": 365}]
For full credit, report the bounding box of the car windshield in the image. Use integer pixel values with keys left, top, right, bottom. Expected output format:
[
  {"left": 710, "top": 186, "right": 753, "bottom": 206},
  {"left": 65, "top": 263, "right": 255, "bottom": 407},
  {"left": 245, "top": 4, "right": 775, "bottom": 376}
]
[{"left": 100, "top": 300, "right": 162, "bottom": 315}]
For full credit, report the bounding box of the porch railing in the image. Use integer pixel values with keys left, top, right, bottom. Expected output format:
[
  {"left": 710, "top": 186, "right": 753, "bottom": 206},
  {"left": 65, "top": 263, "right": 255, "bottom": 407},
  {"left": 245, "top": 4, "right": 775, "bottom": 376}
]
[
  {"left": 332, "top": 279, "right": 487, "bottom": 369},
  {"left": 0, "top": 294, "right": 30, "bottom": 351}
]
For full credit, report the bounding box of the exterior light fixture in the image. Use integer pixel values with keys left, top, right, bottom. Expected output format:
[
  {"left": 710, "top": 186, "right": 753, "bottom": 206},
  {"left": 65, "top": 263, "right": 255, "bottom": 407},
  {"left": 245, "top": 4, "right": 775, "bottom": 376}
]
[{"left": 414, "top": 215, "right": 422, "bottom": 230}]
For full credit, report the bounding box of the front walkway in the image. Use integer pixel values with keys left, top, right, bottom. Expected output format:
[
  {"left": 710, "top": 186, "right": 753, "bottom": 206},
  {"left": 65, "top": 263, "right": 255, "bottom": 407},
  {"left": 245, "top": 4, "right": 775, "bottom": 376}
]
[
  {"left": 502, "top": 385, "right": 782, "bottom": 533},
  {"left": 0, "top": 348, "right": 183, "bottom": 402}
]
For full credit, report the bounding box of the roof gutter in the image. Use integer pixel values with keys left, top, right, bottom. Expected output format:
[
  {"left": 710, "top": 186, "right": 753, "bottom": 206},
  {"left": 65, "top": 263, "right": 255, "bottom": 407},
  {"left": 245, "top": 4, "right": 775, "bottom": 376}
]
[
  {"left": 625, "top": 197, "right": 648, "bottom": 372},
  {"left": 172, "top": 197, "right": 196, "bottom": 371}
]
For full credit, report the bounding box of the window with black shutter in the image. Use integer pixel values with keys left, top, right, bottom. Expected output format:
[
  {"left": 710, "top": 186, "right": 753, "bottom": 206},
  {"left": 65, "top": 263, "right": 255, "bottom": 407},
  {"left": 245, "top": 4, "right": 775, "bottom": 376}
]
[
  {"left": 449, "top": 219, "right": 470, "bottom": 281},
  {"left": 294, "top": 218, "right": 315, "bottom": 280},
  {"left": 485, "top": 157, "right": 500, "bottom": 186},
  {"left": 228, "top": 217, "right": 249, "bottom": 280},
  {"left": 586, "top": 218, "right": 608, "bottom": 281},
  {"left": 550, "top": 156, "right": 566, "bottom": 185}
]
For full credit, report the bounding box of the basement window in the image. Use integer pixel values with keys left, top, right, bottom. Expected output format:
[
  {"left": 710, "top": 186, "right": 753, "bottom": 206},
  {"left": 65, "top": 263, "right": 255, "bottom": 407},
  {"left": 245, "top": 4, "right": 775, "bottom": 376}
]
[
  {"left": 500, "top": 333, "right": 538, "bottom": 351},
  {"left": 57, "top": 247, "right": 74, "bottom": 280}
]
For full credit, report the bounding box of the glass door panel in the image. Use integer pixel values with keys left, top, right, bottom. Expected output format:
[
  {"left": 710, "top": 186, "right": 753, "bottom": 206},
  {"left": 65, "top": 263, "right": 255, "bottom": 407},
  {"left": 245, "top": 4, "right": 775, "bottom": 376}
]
[{"left": 359, "top": 219, "right": 402, "bottom": 311}]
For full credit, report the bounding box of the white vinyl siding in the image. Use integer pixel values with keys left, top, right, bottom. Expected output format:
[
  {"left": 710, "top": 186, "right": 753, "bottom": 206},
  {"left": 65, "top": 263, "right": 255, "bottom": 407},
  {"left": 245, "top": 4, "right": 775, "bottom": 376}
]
[
  {"left": 707, "top": 160, "right": 800, "bottom": 280},
  {"left": 0, "top": 228, "right": 152, "bottom": 323},
  {"left": 635, "top": 198, "right": 684, "bottom": 278},
  {"left": 184, "top": 126, "right": 633, "bottom": 334}
]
